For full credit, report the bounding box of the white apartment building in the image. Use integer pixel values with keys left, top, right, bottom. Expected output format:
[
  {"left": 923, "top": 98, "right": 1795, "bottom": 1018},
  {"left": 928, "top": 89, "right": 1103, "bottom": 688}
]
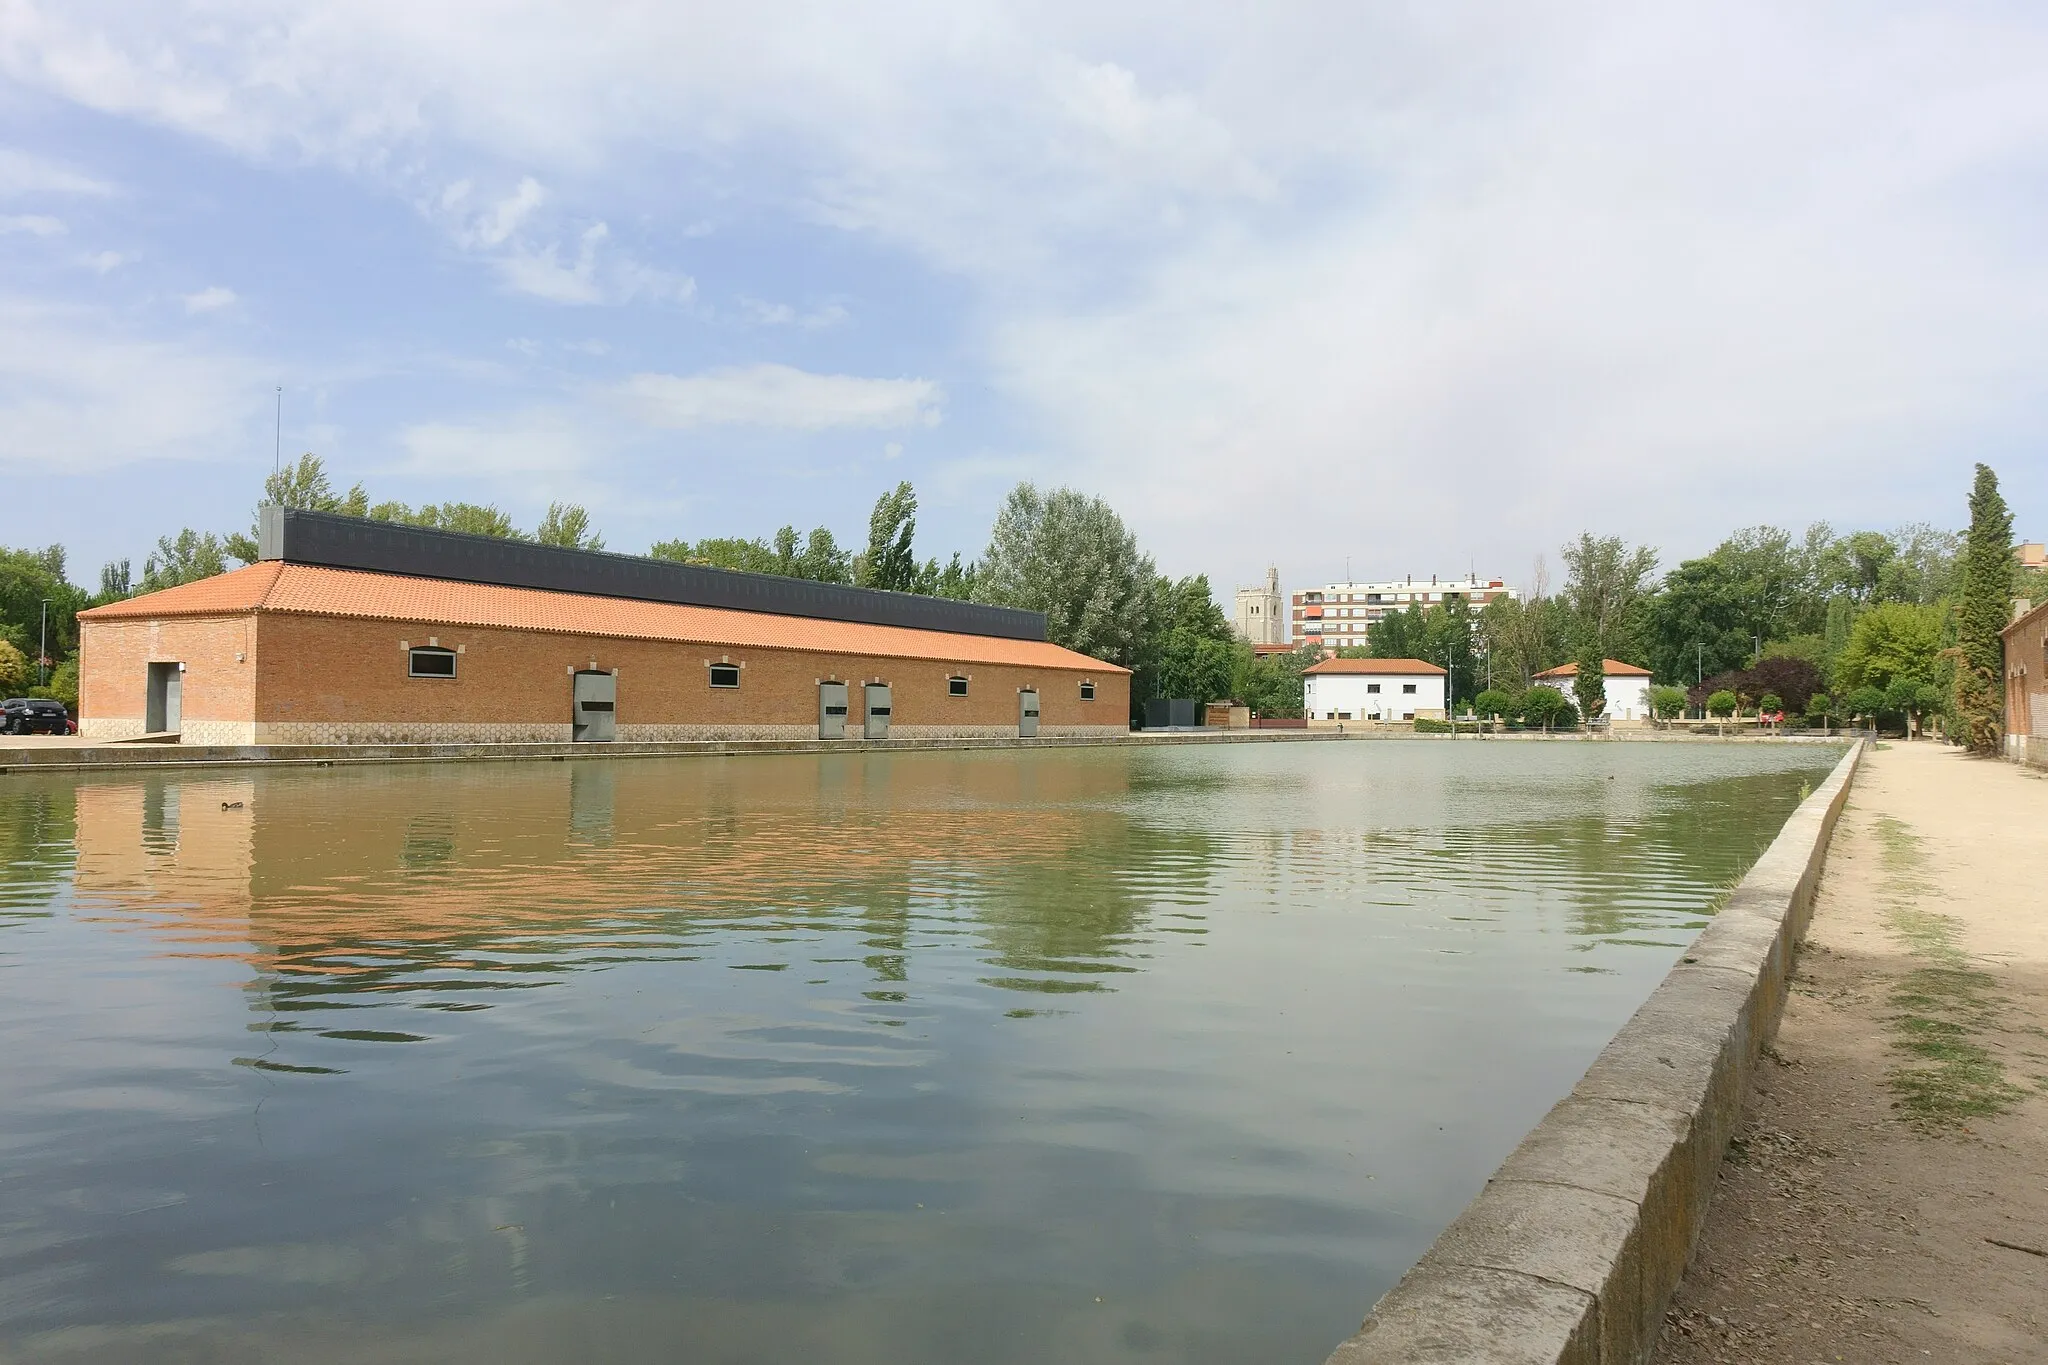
[
  {"left": 1234, "top": 566, "right": 1287, "bottom": 646},
  {"left": 1290, "top": 573, "right": 1519, "bottom": 649},
  {"left": 1302, "top": 658, "right": 1448, "bottom": 722}
]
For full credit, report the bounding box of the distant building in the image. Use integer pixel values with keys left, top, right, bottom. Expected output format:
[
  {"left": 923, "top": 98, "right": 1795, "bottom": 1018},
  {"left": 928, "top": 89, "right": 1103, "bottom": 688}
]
[
  {"left": 1302, "top": 657, "right": 1447, "bottom": 722},
  {"left": 1234, "top": 566, "right": 1286, "bottom": 645},
  {"left": 2018, "top": 542, "right": 2046, "bottom": 572},
  {"left": 1530, "top": 659, "right": 1654, "bottom": 722},
  {"left": 1290, "top": 573, "right": 1518, "bottom": 649}
]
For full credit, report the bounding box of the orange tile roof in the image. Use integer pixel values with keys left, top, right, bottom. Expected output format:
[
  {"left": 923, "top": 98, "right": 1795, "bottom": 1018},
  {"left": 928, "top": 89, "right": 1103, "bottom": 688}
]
[
  {"left": 1302, "top": 656, "right": 1445, "bottom": 676},
  {"left": 1531, "top": 658, "right": 1653, "bottom": 679},
  {"left": 82, "top": 562, "right": 1127, "bottom": 673}
]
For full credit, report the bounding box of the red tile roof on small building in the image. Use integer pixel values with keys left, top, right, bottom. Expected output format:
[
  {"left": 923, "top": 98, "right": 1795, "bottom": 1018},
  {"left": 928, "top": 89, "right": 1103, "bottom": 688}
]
[
  {"left": 81, "top": 562, "right": 1128, "bottom": 673},
  {"left": 1531, "top": 659, "right": 1653, "bottom": 679},
  {"left": 1301, "top": 656, "right": 1446, "bottom": 676}
]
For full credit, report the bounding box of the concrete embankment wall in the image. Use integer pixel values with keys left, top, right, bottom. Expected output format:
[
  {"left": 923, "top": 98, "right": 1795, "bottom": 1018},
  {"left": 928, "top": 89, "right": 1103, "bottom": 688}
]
[
  {"left": 1326, "top": 740, "right": 1864, "bottom": 1365},
  {"left": 0, "top": 728, "right": 1344, "bottom": 775}
]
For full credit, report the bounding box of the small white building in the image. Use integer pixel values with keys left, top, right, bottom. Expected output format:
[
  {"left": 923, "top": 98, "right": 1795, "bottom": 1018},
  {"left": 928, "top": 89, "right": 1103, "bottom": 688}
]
[
  {"left": 1530, "top": 659, "right": 1654, "bottom": 722},
  {"left": 1302, "top": 657, "right": 1447, "bottom": 722}
]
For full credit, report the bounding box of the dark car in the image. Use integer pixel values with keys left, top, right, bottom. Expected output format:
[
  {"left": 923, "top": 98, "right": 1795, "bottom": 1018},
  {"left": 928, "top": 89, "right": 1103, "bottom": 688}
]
[{"left": 1, "top": 697, "right": 71, "bottom": 736}]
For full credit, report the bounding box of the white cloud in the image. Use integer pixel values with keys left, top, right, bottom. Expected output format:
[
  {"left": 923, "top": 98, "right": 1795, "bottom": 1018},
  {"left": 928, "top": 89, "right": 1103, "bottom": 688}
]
[
  {"left": 0, "top": 298, "right": 268, "bottom": 473},
  {"left": 439, "top": 177, "right": 694, "bottom": 305},
  {"left": 81, "top": 250, "right": 131, "bottom": 273},
  {"left": 616, "top": 364, "right": 943, "bottom": 431},
  {"left": 0, "top": 147, "right": 115, "bottom": 197},
  {"left": 0, "top": 213, "right": 63, "bottom": 235},
  {"left": 883, "top": 441, "right": 903, "bottom": 460},
  {"left": 740, "top": 297, "right": 849, "bottom": 329},
  {"left": 182, "top": 285, "right": 237, "bottom": 313},
  {"left": 395, "top": 410, "right": 596, "bottom": 478}
]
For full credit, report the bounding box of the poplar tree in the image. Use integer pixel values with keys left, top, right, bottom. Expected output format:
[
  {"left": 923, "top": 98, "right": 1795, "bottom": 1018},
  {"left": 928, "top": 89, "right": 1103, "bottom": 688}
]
[
  {"left": 1952, "top": 463, "right": 2012, "bottom": 755},
  {"left": 1571, "top": 645, "right": 1606, "bottom": 725}
]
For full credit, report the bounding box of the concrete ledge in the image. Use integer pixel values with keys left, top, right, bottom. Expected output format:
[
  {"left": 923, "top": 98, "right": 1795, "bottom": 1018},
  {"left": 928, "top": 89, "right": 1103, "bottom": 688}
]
[
  {"left": 1324, "top": 740, "right": 1863, "bottom": 1365},
  {"left": 0, "top": 727, "right": 1346, "bottom": 774}
]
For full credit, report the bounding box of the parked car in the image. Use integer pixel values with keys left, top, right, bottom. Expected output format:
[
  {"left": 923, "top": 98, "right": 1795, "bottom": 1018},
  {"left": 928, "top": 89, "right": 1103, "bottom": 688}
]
[{"left": 1, "top": 697, "right": 71, "bottom": 736}]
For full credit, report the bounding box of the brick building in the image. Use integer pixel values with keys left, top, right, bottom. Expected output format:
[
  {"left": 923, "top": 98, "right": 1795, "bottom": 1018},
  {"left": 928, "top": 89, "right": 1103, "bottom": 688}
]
[
  {"left": 2003, "top": 597, "right": 2047, "bottom": 770},
  {"left": 77, "top": 510, "right": 1127, "bottom": 746}
]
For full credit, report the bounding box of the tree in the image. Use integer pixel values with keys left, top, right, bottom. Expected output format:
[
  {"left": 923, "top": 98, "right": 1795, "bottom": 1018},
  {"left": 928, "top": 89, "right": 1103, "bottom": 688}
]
[
  {"left": 1647, "top": 685, "right": 1688, "bottom": 722},
  {"left": 859, "top": 482, "right": 920, "bottom": 592},
  {"left": 1835, "top": 602, "right": 1945, "bottom": 696},
  {"left": 0, "top": 639, "right": 27, "bottom": 692},
  {"left": 974, "top": 483, "right": 1157, "bottom": 669},
  {"left": 1560, "top": 532, "right": 1659, "bottom": 662},
  {"left": 1805, "top": 693, "right": 1834, "bottom": 732},
  {"left": 1571, "top": 646, "right": 1606, "bottom": 725},
  {"left": 1846, "top": 685, "right": 1886, "bottom": 729},
  {"left": 97, "top": 560, "right": 132, "bottom": 602},
  {"left": 1474, "top": 687, "right": 1516, "bottom": 730},
  {"left": 1884, "top": 677, "right": 1940, "bottom": 740},
  {"left": 403, "top": 502, "right": 524, "bottom": 538},
  {"left": 1706, "top": 689, "right": 1738, "bottom": 718},
  {"left": 1519, "top": 685, "right": 1574, "bottom": 732},
  {"left": 1953, "top": 463, "right": 2012, "bottom": 755},
  {"left": 1138, "top": 574, "right": 1238, "bottom": 706},
  {"left": 141, "top": 530, "right": 228, "bottom": 592},
  {"left": 46, "top": 655, "right": 78, "bottom": 709},
  {"left": 1233, "top": 643, "right": 1317, "bottom": 719},
  {"left": 535, "top": 502, "right": 604, "bottom": 550},
  {"left": 225, "top": 453, "right": 370, "bottom": 562},
  {"left": 0, "top": 546, "right": 86, "bottom": 663}
]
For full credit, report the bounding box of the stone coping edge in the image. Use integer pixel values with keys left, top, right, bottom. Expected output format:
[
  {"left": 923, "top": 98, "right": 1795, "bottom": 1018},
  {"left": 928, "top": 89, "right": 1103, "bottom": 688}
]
[
  {"left": 1325, "top": 739, "right": 1865, "bottom": 1365},
  {"left": 0, "top": 727, "right": 1342, "bottom": 774}
]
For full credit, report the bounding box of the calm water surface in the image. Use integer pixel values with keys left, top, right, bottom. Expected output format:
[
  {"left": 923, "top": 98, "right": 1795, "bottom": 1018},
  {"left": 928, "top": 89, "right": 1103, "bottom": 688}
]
[{"left": 0, "top": 741, "right": 1841, "bottom": 1364}]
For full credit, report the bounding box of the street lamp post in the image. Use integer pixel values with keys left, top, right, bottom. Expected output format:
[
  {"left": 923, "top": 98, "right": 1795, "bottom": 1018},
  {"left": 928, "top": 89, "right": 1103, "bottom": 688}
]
[{"left": 38, "top": 598, "right": 50, "bottom": 688}]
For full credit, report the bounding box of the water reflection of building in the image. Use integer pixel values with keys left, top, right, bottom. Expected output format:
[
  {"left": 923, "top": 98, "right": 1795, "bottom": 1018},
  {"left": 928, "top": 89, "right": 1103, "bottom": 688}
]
[{"left": 63, "top": 754, "right": 1222, "bottom": 1002}]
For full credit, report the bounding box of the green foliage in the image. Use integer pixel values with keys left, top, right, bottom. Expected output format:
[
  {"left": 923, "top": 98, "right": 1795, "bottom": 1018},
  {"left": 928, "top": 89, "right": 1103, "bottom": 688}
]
[
  {"left": 1846, "top": 684, "right": 1887, "bottom": 721},
  {"left": 535, "top": 502, "right": 605, "bottom": 550},
  {"left": 1834, "top": 601, "right": 1945, "bottom": 694},
  {"left": 402, "top": 502, "right": 523, "bottom": 538},
  {"left": 1364, "top": 597, "right": 1480, "bottom": 703},
  {"left": 141, "top": 530, "right": 228, "bottom": 592},
  {"left": 859, "top": 481, "right": 921, "bottom": 592},
  {"left": 225, "top": 453, "right": 372, "bottom": 562},
  {"left": 975, "top": 483, "right": 1156, "bottom": 670},
  {"left": 1805, "top": 692, "right": 1833, "bottom": 722},
  {"left": 921, "top": 552, "right": 978, "bottom": 601},
  {"left": 1473, "top": 687, "right": 1517, "bottom": 720},
  {"left": 1138, "top": 574, "right": 1238, "bottom": 706},
  {"left": 46, "top": 656, "right": 78, "bottom": 709},
  {"left": 1412, "top": 717, "right": 1453, "bottom": 733},
  {"left": 1647, "top": 684, "right": 1688, "bottom": 720},
  {"left": 1570, "top": 647, "right": 1606, "bottom": 721},
  {"left": 652, "top": 525, "right": 855, "bottom": 583},
  {"left": 1560, "top": 532, "right": 1659, "bottom": 661},
  {"left": 1518, "top": 685, "right": 1575, "bottom": 731},
  {"left": 0, "top": 639, "right": 27, "bottom": 692},
  {"left": 1232, "top": 643, "right": 1318, "bottom": 719},
  {"left": 1953, "top": 464, "right": 2012, "bottom": 755},
  {"left": 97, "top": 560, "right": 132, "bottom": 602},
  {"left": 1705, "top": 689, "right": 1738, "bottom": 718},
  {"left": 1758, "top": 692, "right": 1783, "bottom": 714},
  {"left": 0, "top": 546, "right": 87, "bottom": 664},
  {"left": 1473, "top": 590, "right": 1571, "bottom": 690}
]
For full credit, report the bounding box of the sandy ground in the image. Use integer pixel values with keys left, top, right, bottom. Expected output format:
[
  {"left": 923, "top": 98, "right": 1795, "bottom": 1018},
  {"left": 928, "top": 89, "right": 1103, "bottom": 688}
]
[{"left": 1654, "top": 742, "right": 2048, "bottom": 1364}]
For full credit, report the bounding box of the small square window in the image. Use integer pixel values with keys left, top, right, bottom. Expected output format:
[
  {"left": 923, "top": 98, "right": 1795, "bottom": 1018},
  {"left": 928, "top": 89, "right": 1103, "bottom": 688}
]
[
  {"left": 1402, "top": 683, "right": 1417, "bottom": 694},
  {"left": 948, "top": 676, "right": 969, "bottom": 697},
  {"left": 1366, "top": 683, "right": 1380, "bottom": 693},
  {"left": 1079, "top": 680, "right": 1096, "bottom": 701},
  {"left": 709, "top": 663, "right": 741, "bottom": 688},
  {"left": 409, "top": 647, "right": 456, "bottom": 678}
]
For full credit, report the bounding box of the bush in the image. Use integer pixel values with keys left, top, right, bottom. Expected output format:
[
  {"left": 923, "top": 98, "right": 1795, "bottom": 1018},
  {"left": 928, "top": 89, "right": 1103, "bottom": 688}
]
[
  {"left": 1413, "top": 717, "right": 1452, "bottom": 733},
  {"left": 1758, "top": 692, "right": 1783, "bottom": 714},
  {"left": 1706, "top": 689, "right": 1738, "bottom": 718},
  {"left": 1647, "top": 684, "right": 1688, "bottom": 721},
  {"left": 1473, "top": 688, "right": 1516, "bottom": 722},
  {"left": 0, "top": 639, "right": 27, "bottom": 693}
]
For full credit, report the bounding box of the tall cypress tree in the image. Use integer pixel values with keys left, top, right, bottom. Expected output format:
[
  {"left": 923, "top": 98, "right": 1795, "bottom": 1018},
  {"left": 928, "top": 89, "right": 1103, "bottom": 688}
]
[
  {"left": 1953, "top": 463, "right": 2012, "bottom": 755},
  {"left": 1571, "top": 643, "right": 1606, "bottom": 726}
]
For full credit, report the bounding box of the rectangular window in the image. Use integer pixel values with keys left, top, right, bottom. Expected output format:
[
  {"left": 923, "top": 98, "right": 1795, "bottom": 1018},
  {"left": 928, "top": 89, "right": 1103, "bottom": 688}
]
[
  {"left": 1080, "top": 680, "right": 1096, "bottom": 701},
  {"left": 409, "top": 646, "right": 456, "bottom": 678},
  {"left": 948, "top": 676, "right": 969, "bottom": 697},
  {"left": 1402, "top": 683, "right": 1417, "bottom": 694},
  {"left": 1366, "top": 683, "right": 1380, "bottom": 693},
  {"left": 709, "top": 663, "right": 741, "bottom": 688}
]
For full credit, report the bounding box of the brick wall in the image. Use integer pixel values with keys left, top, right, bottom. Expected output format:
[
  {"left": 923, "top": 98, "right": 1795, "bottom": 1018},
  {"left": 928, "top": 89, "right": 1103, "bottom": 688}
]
[
  {"left": 2004, "top": 602, "right": 2047, "bottom": 770},
  {"left": 86, "top": 610, "right": 1129, "bottom": 744},
  {"left": 79, "top": 614, "right": 258, "bottom": 741}
]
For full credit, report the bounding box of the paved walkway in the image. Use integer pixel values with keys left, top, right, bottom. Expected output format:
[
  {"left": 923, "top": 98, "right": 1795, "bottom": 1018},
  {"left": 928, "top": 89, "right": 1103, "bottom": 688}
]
[{"left": 1654, "top": 742, "right": 2048, "bottom": 1363}]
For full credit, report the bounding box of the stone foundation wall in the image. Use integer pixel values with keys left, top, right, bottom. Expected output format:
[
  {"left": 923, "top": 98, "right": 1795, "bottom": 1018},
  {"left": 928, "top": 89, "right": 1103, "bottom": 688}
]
[{"left": 254, "top": 721, "right": 575, "bottom": 745}]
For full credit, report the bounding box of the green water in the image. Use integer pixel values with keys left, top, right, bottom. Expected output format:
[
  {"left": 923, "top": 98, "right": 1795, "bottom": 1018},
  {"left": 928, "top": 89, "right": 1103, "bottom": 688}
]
[{"left": 0, "top": 740, "right": 1841, "bottom": 1364}]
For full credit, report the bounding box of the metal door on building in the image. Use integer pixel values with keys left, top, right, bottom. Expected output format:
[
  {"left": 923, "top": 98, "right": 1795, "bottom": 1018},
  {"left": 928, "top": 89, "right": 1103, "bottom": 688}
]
[
  {"left": 863, "top": 683, "right": 891, "bottom": 740},
  {"left": 819, "top": 682, "right": 849, "bottom": 738},
  {"left": 1018, "top": 689, "right": 1040, "bottom": 737},
  {"left": 146, "top": 661, "right": 183, "bottom": 735},
  {"left": 572, "top": 670, "right": 616, "bottom": 742}
]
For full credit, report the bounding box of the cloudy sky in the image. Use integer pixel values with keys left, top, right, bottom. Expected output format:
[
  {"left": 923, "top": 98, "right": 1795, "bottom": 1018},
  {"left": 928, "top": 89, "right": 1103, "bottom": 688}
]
[{"left": 2, "top": 1, "right": 2043, "bottom": 595}]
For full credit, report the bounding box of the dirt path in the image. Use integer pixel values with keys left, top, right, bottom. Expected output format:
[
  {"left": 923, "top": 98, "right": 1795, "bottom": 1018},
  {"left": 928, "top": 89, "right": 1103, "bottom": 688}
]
[{"left": 1653, "top": 743, "right": 2048, "bottom": 1364}]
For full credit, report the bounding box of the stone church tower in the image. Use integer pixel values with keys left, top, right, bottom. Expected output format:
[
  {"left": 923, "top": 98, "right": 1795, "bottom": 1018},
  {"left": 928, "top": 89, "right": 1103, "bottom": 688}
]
[{"left": 1234, "top": 565, "right": 1285, "bottom": 645}]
